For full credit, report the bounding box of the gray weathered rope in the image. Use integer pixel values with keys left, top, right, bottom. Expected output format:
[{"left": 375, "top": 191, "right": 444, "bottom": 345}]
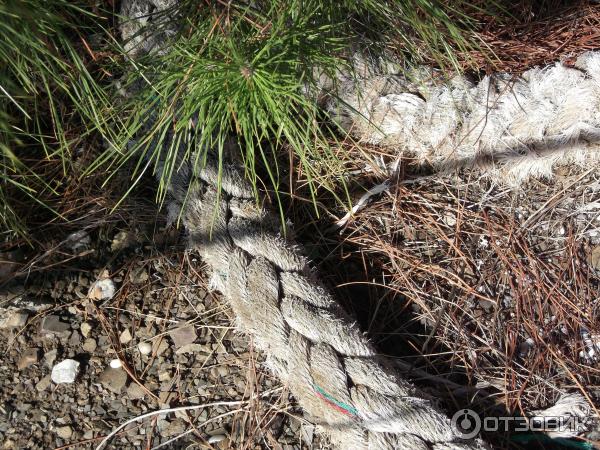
[
  {"left": 119, "top": 9, "right": 493, "bottom": 446},
  {"left": 158, "top": 155, "right": 488, "bottom": 450},
  {"left": 118, "top": 1, "right": 598, "bottom": 447},
  {"left": 321, "top": 52, "right": 600, "bottom": 184}
]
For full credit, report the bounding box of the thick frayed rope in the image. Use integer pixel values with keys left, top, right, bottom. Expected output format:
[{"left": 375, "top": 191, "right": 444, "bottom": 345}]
[
  {"left": 321, "top": 52, "right": 600, "bottom": 184},
  {"left": 119, "top": 8, "right": 493, "bottom": 444},
  {"left": 158, "top": 157, "right": 489, "bottom": 450},
  {"left": 119, "top": 1, "right": 595, "bottom": 448}
]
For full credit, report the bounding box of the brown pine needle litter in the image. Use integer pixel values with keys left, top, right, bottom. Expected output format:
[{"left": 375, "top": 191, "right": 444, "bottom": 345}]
[
  {"left": 461, "top": 1, "right": 600, "bottom": 73},
  {"left": 289, "top": 137, "right": 600, "bottom": 431}
]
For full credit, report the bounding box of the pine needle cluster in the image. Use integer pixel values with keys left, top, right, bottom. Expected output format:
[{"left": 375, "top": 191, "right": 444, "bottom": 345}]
[
  {"left": 1, "top": 0, "right": 488, "bottom": 237},
  {"left": 97, "top": 0, "right": 485, "bottom": 215}
]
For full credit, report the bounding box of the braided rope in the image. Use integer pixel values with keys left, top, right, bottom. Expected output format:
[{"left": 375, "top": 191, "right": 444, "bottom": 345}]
[
  {"left": 162, "top": 157, "right": 488, "bottom": 450},
  {"left": 117, "top": 0, "right": 493, "bottom": 433},
  {"left": 113, "top": 1, "right": 600, "bottom": 447},
  {"left": 322, "top": 52, "right": 600, "bottom": 184},
  {"left": 118, "top": 8, "right": 496, "bottom": 442}
]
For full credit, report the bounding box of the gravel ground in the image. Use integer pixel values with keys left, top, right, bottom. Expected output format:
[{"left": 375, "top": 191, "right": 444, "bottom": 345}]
[{"left": 0, "top": 226, "right": 324, "bottom": 449}]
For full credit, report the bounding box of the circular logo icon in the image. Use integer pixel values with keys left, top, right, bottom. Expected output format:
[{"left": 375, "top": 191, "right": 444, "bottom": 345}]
[{"left": 451, "top": 409, "right": 481, "bottom": 439}]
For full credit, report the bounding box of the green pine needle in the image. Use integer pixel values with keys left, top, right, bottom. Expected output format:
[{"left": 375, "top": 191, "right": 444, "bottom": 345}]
[{"left": 97, "top": 0, "right": 489, "bottom": 221}]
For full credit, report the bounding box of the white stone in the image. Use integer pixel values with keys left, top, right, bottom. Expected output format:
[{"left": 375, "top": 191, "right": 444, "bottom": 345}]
[
  {"left": 208, "top": 434, "right": 227, "bottom": 444},
  {"left": 80, "top": 322, "right": 92, "bottom": 337},
  {"left": 82, "top": 338, "right": 97, "bottom": 353},
  {"left": 51, "top": 359, "right": 80, "bottom": 384},
  {"left": 110, "top": 230, "right": 137, "bottom": 252},
  {"left": 158, "top": 371, "right": 171, "bottom": 382},
  {"left": 65, "top": 230, "right": 91, "bottom": 253},
  {"left": 56, "top": 425, "right": 73, "bottom": 440},
  {"left": 0, "top": 310, "right": 28, "bottom": 329},
  {"left": 88, "top": 278, "right": 116, "bottom": 301},
  {"left": 109, "top": 359, "right": 122, "bottom": 369},
  {"left": 119, "top": 329, "right": 132, "bottom": 344},
  {"left": 137, "top": 342, "right": 152, "bottom": 355}
]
